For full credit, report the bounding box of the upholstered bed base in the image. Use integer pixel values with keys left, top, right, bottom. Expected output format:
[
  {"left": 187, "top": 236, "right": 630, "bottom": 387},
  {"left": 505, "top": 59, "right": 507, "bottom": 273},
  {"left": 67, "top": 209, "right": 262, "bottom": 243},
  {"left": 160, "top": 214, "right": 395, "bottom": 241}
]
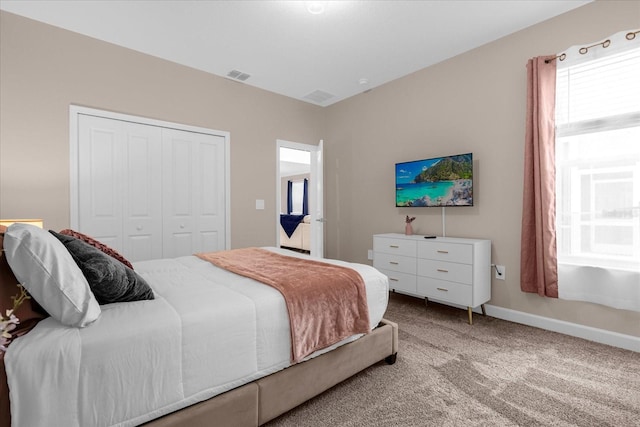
[{"left": 144, "top": 319, "right": 398, "bottom": 427}]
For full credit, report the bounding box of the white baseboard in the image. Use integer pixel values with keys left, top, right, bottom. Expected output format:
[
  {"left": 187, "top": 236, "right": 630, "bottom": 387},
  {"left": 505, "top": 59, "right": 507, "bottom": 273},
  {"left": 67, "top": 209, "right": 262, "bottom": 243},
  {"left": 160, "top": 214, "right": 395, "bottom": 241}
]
[{"left": 485, "top": 304, "right": 640, "bottom": 353}]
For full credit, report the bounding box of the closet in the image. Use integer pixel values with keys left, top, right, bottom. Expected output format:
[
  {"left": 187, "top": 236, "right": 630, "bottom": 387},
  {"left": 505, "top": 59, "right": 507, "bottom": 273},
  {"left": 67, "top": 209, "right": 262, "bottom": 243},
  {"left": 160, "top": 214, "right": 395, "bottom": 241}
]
[{"left": 71, "top": 109, "right": 229, "bottom": 261}]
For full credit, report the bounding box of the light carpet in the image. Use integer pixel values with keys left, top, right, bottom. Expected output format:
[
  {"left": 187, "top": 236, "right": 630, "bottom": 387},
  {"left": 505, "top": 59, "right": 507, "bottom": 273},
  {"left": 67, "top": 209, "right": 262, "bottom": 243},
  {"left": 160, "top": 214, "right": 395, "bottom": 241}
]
[{"left": 266, "top": 292, "right": 640, "bottom": 426}]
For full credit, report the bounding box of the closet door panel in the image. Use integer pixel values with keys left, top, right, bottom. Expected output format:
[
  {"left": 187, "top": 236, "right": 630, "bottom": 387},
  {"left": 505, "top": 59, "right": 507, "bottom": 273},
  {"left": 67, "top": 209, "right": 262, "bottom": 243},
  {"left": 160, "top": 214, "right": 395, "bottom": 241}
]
[
  {"left": 122, "top": 123, "right": 163, "bottom": 262},
  {"left": 197, "top": 138, "right": 226, "bottom": 253},
  {"left": 78, "top": 115, "right": 124, "bottom": 251},
  {"left": 163, "top": 133, "right": 195, "bottom": 258},
  {"left": 162, "top": 129, "right": 226, "bottom": 257}
]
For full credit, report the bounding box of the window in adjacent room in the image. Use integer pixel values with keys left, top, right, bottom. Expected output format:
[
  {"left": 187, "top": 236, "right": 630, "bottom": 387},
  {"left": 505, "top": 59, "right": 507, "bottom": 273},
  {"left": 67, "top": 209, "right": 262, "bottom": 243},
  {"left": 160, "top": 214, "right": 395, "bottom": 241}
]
[{"left": 290, "top": 180, "right": 305, "bottom": 215}]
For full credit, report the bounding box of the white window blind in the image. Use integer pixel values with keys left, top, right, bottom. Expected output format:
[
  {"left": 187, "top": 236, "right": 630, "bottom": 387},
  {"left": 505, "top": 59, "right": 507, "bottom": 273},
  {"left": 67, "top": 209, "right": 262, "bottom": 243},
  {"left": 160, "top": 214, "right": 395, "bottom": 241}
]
[
  {"left": 555, "top": 30, "right": 640, "bottom": 311},
  {"left": 291, "top": 180, "right": 304, "bottom": 214}
]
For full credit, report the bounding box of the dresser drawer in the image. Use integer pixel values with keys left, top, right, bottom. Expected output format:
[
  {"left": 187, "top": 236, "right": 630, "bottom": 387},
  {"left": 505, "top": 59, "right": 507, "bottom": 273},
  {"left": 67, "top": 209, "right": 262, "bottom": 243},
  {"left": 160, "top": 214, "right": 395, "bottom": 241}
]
[
  {"left": 417, "top": 259, "right": 472, "bottom": 285},
  {"left": 374, "top": 236, "right": 417, "bottom": 257},
  {"left": 379, "top": 269, "right": 417, "bottom": 294},
  {"left": 417, "top": 277, "right": 472, "bottom": 306},
  {"left": 374, "top": 253, "right": 416, "bottom": 274},
  {"left": 418, "top": 241, "right": 472, "bottom": 264}
]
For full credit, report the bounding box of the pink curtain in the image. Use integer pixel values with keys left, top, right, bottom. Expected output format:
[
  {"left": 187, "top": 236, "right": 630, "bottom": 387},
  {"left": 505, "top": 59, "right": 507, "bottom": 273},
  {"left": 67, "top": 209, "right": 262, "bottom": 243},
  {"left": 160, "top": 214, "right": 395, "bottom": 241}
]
[{"left": 520, "top": 56, "right": 558, "bottom": 298}]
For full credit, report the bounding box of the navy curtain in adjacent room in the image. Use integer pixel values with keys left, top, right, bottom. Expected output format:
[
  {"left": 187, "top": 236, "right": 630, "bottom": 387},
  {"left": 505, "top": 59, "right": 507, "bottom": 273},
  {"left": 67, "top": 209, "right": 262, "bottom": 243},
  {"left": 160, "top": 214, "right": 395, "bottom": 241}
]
[
  {"left": 287, "top": 180, "right": 293, "bottom": 214},
  {"left": 302, "top": 178, "right": 309, "bottom": 216}
]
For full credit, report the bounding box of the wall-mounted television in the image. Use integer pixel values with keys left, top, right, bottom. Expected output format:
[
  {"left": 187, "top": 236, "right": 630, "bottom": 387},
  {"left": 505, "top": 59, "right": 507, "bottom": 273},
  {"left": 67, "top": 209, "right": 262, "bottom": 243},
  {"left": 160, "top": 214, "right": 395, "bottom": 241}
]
[{"left": 395, "top": 153, "right": 473, "bottom": 207}]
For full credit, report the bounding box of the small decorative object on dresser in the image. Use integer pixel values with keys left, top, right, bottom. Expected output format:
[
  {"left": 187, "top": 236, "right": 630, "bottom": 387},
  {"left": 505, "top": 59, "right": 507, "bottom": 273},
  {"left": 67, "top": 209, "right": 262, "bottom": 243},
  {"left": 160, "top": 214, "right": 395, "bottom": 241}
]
[
  {"left": 373, "top": 233, "right": 491, "bottom": 324},
  {"left": 404, "top": 216, "right": 415, "bottom": 235}
]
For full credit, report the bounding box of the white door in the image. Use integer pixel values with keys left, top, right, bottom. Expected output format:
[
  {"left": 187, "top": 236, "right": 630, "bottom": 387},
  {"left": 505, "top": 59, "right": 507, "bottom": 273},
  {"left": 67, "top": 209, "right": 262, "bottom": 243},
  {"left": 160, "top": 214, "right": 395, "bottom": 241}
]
[
  {"left": 77, "top": 114, "right": 127, "bottom": 251},
  {"left": 77, "top": 115, "right": 163, "bottom": 260},
  {"left": 73, "top": 106, "right": 229, "bottom": 261},
  {"left": 310, "top": 140, "right": 324, "bottom": 257},
  {"left": 162, "top": 129, "right": 227, "bottom": 258},
  {"left": 122, "top": 122, "right": 163, "bottom": 261}
]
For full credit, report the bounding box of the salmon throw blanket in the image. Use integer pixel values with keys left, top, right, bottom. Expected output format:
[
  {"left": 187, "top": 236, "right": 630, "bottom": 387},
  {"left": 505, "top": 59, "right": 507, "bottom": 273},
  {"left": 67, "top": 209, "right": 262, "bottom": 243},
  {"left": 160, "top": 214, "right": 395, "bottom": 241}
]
[{"left": 196, "top": 248, "right": 370, "bottom": 363}]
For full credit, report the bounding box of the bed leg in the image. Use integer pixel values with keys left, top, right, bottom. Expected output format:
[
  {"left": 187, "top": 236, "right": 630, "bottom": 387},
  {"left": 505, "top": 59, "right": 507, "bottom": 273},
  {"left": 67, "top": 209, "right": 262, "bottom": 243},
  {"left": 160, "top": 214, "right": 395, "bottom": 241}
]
[{"left": 385, "top": 353, "right": 397, "bottom": 365}]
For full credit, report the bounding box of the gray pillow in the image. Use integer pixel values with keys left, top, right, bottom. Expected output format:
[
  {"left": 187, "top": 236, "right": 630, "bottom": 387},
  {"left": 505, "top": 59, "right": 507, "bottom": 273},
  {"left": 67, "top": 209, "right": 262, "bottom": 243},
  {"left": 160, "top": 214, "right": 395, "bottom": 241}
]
[{"left": 49, "top": 230, "right": 154, "bottom": 305}]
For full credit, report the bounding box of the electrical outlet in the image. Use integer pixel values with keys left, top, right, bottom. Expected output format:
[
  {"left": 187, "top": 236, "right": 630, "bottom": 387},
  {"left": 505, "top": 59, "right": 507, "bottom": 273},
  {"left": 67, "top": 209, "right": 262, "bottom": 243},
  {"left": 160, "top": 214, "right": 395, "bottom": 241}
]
[
  {"left": 495, "top": 265, "right": 506, "bottom": 280},
  {"left": 367, "top": 249, "right": 373, "bottom": 260}
]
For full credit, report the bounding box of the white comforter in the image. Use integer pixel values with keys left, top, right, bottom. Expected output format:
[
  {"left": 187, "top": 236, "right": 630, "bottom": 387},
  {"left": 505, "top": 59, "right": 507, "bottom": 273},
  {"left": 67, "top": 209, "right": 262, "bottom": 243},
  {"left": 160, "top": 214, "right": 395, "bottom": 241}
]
[{"left": 5, "top": 248, "right": 388, "bottom": 427}]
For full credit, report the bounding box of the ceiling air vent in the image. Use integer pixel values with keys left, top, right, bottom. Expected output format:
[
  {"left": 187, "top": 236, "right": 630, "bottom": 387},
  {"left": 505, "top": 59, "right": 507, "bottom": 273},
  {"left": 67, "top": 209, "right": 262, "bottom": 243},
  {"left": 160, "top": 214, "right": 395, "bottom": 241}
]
[
  {"left": 226, "top": 69, "right": 251, "bottom": 82},
  {"left": 303, "top": 90, "right": 335, "bottom": 104}
]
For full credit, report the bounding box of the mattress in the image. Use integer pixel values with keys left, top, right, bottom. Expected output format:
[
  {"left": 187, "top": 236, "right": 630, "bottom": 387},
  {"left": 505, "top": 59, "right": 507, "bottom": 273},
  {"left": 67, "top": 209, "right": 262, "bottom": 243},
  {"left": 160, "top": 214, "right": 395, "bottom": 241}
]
[{"left": 5, "top": 248, "right": 388, "bottom": 427}]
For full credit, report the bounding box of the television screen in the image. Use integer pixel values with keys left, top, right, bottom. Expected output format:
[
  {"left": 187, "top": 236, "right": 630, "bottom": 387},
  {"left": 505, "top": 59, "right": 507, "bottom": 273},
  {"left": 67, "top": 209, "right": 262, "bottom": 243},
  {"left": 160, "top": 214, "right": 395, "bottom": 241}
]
[{"left": 395, "top": 153, "right": 473, "bottom": 207}]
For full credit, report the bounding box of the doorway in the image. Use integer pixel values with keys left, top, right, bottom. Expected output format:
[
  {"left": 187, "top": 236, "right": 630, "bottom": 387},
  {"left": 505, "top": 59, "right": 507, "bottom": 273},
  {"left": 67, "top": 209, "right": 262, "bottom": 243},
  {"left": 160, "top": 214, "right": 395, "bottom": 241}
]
[{"left": 276, "top": 140, "right": 324, "bottom": 257}]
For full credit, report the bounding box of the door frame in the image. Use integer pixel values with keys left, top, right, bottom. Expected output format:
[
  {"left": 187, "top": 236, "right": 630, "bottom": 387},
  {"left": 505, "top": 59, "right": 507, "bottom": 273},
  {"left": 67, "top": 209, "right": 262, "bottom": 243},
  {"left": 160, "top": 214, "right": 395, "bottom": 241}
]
[
  {"left": 69, "top": 105, "right": 231, "bottom": 250},
  {"left": 276, "top": 139, "right": 324, "bottom": 257}
]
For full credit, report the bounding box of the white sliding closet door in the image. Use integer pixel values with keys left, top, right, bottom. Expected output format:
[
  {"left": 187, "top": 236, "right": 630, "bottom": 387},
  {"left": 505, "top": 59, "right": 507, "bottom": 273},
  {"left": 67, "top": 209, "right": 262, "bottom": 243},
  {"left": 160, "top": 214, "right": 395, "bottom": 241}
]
[
  {"left": 123, "top": 123, "right": 163, "bottom": 260},
  {"left": 78, "top": 115, "right": 163, "bottom": 260},
  {"left": 162, "top": 129, "right": 227, "bottom": 257},
  {"left": 74, "top": 109, "right": 228, "bottom": 261}
]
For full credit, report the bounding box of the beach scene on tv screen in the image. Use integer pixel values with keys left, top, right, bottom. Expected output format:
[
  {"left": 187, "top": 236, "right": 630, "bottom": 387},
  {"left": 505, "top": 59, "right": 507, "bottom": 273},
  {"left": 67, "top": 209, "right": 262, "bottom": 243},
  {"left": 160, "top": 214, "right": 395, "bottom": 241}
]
[{"left": 396, "top": 154, "right": 473, "bottom": 207}]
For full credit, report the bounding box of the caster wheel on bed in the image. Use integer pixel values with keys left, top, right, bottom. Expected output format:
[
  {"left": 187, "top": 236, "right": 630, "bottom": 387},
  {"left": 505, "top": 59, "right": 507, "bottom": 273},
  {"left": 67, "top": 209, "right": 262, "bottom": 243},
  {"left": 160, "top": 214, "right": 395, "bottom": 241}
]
[{"left": 385, "top": 353, "right": 397, "bottom": 365}]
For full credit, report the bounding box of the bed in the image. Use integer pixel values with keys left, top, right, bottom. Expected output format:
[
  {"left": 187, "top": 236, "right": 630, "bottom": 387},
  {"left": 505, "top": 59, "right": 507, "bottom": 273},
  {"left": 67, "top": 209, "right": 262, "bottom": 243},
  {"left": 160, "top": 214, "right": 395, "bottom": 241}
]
[
  {"left": 280, "top": 214, "right": 310, "bottom": 252},
  {"left": 0, "top": 224, "right": 397, "bottom": 427}
]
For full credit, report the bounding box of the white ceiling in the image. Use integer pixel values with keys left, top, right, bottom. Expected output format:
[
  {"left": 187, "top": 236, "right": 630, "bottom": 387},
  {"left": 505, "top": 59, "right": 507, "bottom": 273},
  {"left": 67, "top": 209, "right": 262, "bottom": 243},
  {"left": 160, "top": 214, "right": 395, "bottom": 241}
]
[{"left": 0, "top": 0, "right": 591, "bottom": 106}]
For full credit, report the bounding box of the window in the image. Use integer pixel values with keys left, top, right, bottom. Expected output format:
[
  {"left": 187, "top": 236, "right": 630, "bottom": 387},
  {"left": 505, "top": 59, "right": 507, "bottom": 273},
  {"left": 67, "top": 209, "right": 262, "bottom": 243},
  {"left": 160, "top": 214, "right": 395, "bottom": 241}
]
[
  {"left": 555, "top": 44, "right": 640, "bottom": 273},
  {"left": 291, "top": 180, "right": 305, "bottom": 214}
]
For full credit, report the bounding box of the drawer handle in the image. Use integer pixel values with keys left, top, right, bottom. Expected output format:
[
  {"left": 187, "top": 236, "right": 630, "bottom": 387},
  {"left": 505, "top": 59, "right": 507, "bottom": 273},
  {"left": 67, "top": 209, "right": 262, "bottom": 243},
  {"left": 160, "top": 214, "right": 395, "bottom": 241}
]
[
  {"left": 437, "top": 269, "right": 449, "bottom": 273},
  {"left": 389, "top": 278, "right": 399, "bottom": 282},
  {"left": 437, "top": 250, "right": 449, "bottom": 254},
  {"left": 436, "top": 287, "right": 448, "bottom": 292},
  {"left": 390, "top": 245, "right": 399, "bottom": 248},
  {"left": 389, "top": 261, "right": 399, "bottom": 265}
]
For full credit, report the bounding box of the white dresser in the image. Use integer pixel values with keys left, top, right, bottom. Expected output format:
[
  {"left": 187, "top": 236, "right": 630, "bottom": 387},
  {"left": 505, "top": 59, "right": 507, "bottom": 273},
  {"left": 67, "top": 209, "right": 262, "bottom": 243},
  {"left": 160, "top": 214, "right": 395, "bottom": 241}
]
[{"left": 373, "top": 233, "right": 491, "bottom": 324}]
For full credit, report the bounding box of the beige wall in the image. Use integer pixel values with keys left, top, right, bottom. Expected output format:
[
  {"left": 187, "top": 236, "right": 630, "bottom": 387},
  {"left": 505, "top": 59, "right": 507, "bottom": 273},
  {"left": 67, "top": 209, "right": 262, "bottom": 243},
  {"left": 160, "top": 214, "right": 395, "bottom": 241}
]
[
  {"left": 323, "top": 0, "right": 640, "bottom": 337},
  {"left": 0, "top": 11, "right": 324, "bottom": 250},
  {"left": 1, "top": 1, "right": 639, "bottom": 338}
]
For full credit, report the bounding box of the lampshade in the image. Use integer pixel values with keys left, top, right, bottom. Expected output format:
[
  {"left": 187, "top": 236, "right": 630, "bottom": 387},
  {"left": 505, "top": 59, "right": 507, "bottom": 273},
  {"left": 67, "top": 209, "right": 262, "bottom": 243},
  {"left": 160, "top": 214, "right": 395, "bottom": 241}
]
[{"left": 0, "top": 219, "right": 44, "bottom": 229}]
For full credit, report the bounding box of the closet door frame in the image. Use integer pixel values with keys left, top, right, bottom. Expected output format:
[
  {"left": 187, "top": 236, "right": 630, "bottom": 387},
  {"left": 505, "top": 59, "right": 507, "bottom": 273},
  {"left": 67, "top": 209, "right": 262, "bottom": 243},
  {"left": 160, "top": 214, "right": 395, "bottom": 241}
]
[{"left": 69, "top": 105, "right": 231, "bottom": 252}]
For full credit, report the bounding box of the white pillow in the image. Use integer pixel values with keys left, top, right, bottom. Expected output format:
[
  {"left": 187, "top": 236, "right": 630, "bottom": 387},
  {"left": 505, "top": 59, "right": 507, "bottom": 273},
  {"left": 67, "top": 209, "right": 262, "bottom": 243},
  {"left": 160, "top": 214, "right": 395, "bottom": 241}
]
[{"left": 3, "top": 223, "right": 100, "bottom": 327}]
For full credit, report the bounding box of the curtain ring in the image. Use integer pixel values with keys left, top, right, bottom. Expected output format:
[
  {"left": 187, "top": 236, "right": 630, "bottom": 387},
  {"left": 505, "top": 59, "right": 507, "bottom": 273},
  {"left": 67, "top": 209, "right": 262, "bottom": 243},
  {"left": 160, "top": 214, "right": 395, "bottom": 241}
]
[
  {"left": 579, "top": 39, "right": 611, "bottom": 55},
  {"left": 544, "top": 53, "right": 566, "bottom": 64}
]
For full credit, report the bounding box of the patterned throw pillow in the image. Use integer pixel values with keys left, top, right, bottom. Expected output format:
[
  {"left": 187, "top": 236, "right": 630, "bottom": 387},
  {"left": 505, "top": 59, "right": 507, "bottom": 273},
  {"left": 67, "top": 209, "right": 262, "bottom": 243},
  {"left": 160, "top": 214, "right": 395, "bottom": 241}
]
[{"left": 59, "top": 229, "right": 134, "bottom": 269}]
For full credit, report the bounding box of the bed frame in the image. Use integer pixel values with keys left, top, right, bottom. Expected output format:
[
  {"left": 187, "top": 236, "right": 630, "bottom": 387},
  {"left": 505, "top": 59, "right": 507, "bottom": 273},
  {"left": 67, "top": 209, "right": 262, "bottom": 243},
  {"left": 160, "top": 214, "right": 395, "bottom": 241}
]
[{"left": 144, "top": 319, "right": 398, "bottom": 426}]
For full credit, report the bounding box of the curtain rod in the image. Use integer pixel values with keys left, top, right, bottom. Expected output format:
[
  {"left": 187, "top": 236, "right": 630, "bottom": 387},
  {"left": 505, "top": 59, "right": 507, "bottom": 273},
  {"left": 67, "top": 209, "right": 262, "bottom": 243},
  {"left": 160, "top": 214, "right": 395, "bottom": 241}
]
[{"left": 545, "top": 30, "right": 639, "bottom": 64}]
